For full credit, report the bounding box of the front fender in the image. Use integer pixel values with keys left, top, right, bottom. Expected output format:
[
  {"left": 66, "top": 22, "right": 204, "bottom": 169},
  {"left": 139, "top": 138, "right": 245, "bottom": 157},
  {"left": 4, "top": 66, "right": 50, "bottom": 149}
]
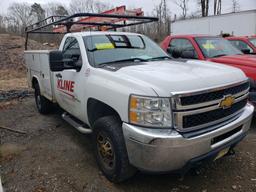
[{"left": 84, "top": 69, "right": 157, "bottom": 123}]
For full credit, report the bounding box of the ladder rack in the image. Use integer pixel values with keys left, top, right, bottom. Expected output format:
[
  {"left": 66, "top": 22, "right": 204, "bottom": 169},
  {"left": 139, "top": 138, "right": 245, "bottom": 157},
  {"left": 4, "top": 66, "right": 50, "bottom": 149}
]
[{"left": 24, "top": 8, "right": 158, "bottom": 50}]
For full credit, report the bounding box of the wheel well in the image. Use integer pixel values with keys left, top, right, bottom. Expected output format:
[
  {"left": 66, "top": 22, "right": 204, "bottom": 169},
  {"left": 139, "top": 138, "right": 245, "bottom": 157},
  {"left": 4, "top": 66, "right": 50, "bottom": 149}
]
[
  {"left": 87, "top": 98, "right": 121, "bottom": 127},
  {"left": 32, "top": 77, "right": 39, "bottom": 89}
]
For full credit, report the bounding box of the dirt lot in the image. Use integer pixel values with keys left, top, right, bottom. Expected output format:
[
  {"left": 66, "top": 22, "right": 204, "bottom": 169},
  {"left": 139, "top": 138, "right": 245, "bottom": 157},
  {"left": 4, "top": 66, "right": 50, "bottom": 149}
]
[{"left": 0, "top": 98, "right": 256, "bottom": 192}]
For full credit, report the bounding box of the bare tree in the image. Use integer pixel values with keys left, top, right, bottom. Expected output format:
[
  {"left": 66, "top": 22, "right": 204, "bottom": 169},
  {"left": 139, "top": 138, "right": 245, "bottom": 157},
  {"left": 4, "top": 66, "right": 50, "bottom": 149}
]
[
  {"left": 144, "top": 0, "right": 171, "bottom": 42},
  {"left": 44, "top": 3, "right": 69, "bottom": 17},
  {"left": 4, "top": 15, "right": 20, "bottom": 34},
  {"left": 69, "top": 0, "right": 112, "bottom": 14},
  {"left": 31, "top": 3, "right": 45, "bottom": 22},
  {"left": 173, "top": 0, "right": 189, "bottom": 19},
  {"left": 69, "top": 0, "right": 94, "bottom": 13},
  {"left": 55, "top": 6, "right": 69, "bottom": 16},
  {"left": 94, "top": 1, "right": 112, "bottom": 13},
  {"left": 7, "top": 2, "right": 35, "bottom": 35},
  {"left": 231, "top": 0, "right": 240, "bottom": 12},
  {"left": 198, "top": 0, "right": 209, "bottom": 17},
  {"left": 0, "top": 15, "right": 5, "bottom": 32},
  {"left": 213, "top": 0, "right": 222, "bottom": 15},
  {"left": 122, "top": 0, "right": 171, "bottom": 42}
]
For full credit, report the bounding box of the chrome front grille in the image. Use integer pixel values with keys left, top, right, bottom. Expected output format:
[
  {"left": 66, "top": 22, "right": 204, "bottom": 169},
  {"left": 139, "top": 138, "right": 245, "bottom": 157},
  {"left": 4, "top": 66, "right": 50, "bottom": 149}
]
[
  {"left": 172, "top": 80, "right": 249, "bottom": 132},
  {"left": 182, "top": 98, "right": 247, "bottom": 129},
  {"left": 179, "top": 81, "right": 249, "bottom": 106}
]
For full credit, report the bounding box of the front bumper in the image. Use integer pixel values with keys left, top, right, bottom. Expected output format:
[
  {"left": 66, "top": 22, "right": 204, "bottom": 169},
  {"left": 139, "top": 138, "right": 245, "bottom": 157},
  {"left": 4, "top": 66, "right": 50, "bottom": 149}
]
[{"left": 122, "top": 103, "right": 254, "bottom": 172}]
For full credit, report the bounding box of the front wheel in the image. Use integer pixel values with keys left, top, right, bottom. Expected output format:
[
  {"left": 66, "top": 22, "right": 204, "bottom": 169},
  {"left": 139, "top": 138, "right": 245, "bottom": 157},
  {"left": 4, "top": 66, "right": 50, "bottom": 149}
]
[
  {"left": 92, "top": 116, "right": 137, "bottom": 183},
  {"left": 34, "top": 83, "right": 53, "bottom": 114}
]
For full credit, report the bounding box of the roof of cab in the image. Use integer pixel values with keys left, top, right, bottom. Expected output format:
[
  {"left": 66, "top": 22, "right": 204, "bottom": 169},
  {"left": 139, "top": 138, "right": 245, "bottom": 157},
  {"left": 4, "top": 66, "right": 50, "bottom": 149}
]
[
  {"left": 65, "top": 31, "right": 142, "bottom": 37},
  {"left": 226, "top": 36, "right": 256, "bottom": 40},
  {"left": 167, "top": 34, "right": 220, "bottom": 38}
]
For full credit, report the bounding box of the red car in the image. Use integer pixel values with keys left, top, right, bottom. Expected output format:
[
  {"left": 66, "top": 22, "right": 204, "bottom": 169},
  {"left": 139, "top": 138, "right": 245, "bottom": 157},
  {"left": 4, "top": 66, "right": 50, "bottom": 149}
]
[
  {"left": 226, "top": 36, "right": 256, "bottom": 54},
  {"left": 161, "top": 35, "right": 256, "bottom": 103}
]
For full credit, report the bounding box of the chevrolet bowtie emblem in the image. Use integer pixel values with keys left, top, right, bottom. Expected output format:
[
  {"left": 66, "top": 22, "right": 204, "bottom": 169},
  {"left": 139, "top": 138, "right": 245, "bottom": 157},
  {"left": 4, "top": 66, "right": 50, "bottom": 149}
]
[{"left": 220, "top": 95, "right": 235, "bottom": 109}]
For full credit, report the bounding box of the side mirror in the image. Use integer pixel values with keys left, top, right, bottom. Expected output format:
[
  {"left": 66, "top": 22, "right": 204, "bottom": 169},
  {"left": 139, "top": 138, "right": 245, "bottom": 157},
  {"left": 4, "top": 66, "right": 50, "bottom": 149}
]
[
  {"left": 49, "top": 51, "right": 64, "bottom": 72},
  {"left": 181, "top": 50, "right": 197, "bottom": 59},
  {"left": 241, "top": 48, "right": 251, "bottom": 54},
  {"left": 49, "top": 51, "right": 79, "bottom": 72},
  {"left": 168, "top": 48, "right": 181, "bottom": 58},
  {"left": 167, "top": 47, "right": 172, "bottom": 54}
]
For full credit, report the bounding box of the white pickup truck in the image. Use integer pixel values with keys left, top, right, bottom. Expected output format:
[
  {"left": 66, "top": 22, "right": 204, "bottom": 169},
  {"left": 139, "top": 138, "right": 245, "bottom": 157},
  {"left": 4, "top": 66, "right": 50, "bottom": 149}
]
[{"left": 25, "top": 31, "right": 254, "bottom": 182}]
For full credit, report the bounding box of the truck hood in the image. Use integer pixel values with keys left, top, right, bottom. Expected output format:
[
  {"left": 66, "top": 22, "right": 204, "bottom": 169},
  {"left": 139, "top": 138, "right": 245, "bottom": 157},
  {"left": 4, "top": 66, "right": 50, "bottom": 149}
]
[
  {"left": 209, "top": 54, "right": 256, "bottom": 68},
  {"left": 114, "top": 60, "right": 246, "bottom": 97}
]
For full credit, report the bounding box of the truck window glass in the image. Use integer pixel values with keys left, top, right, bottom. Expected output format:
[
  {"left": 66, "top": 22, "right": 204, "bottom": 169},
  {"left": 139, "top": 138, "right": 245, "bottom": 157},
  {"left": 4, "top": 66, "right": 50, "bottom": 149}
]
[
  {"left": 195, "top": 37, "right": 242, "bottom": 58},
  {"left": 169, "top": 38, "right": 198, "bottom": 59},
  {"left": 249, "top": 38, "right": 256, "bottom": 47},
  {"left": 63, "top": 37, "right": 83, "bottom": 70},
  {"left": 229, "top": 40, "right": 253, "bottom": 53},
  {"left": 83, "top": 34, "right": 168, "bottom": 67}
]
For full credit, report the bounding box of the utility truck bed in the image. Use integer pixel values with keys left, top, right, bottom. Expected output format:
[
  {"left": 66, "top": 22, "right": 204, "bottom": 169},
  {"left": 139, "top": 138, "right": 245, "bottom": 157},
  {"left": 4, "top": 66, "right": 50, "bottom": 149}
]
[{"left": 25, "top": 50, "right": 54, "bottom": 101}]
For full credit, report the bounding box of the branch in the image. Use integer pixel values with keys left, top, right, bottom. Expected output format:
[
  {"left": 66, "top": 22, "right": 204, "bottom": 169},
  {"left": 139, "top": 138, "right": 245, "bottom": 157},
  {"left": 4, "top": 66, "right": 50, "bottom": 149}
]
[{"left": 0, "top": 125, "right": 26, "bottom": 134}]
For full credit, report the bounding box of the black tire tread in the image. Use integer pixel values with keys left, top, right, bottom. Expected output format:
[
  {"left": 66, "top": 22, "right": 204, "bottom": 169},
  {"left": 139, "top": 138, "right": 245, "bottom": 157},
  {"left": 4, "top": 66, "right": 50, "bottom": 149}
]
[
  {"left": 34, "top": 83, "right": 53, "bottom": 114},
  {"left": 92, "top": 116, "right": 136, "bottom": 183}
]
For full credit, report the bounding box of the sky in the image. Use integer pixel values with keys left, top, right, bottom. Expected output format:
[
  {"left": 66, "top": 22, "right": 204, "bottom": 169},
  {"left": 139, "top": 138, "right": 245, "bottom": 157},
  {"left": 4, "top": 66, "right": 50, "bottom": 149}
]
[{"left": 0, "top": 0, "right": 255, "bottom": 17}]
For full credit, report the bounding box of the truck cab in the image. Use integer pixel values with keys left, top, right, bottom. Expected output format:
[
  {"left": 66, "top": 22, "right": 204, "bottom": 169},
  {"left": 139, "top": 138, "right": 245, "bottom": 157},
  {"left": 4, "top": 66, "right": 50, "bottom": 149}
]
[
  {"left": 161, "top": 35, "right": 256, "bottom": 104},
  {"left": 226, "top": 36, "right": 256, "bottom": 54}
]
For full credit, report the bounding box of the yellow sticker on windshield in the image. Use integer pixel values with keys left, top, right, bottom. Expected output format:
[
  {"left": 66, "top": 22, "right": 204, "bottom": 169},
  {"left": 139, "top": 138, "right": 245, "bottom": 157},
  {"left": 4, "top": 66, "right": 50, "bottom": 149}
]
[
  {"left": 95, "top": 43, "right": 114, "bottom": 50},
  {"left": 202, "top": 43, "right": 215, "bottom": 49}
]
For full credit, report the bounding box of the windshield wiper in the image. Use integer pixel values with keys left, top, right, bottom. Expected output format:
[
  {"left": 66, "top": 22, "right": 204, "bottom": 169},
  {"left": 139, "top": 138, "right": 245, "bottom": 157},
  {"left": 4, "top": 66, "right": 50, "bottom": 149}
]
[
  {"left": 212, "top": 54, "right": 227, "bottom": 58},
  {"left": 148, "top": 56, "right": 172, "bottom": 61},
  {"left": 97, "top": 58, "right": 149, "bottom": 67}
]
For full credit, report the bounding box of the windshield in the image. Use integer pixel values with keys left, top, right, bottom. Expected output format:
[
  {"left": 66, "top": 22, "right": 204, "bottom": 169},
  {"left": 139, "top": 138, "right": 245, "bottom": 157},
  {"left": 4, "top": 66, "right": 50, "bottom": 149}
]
[
  {"left": 83, "top": 34, "right": 169, "bottom": 67},
  {"left": 195, "top": 37, "right": 242, "bottom": 58},
  {"left": 249, "top": 38, "right": 256, "bottom": 47}
]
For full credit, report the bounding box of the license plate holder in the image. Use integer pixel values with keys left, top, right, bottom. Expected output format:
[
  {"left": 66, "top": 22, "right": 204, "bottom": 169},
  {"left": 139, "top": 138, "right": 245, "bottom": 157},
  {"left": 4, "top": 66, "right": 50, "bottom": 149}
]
[{"left": 214, "top": 147, "right": 230, "bottom": 161}]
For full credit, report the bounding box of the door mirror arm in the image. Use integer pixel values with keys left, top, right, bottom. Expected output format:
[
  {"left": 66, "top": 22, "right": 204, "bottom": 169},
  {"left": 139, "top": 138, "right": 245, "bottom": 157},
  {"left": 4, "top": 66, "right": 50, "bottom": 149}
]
[
  {"left": 241, "top": 48, "right": 251, "bottom": 54},
  {"left": 64, "top": 59, "right": 82, "bottom": 72}
]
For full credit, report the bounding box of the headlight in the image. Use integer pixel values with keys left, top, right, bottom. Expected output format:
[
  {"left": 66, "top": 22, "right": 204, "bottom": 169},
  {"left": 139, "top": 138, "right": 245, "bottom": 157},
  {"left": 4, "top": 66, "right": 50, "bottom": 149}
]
[{"left": 129, "top": 95, "right": 172, "bottom": 127}]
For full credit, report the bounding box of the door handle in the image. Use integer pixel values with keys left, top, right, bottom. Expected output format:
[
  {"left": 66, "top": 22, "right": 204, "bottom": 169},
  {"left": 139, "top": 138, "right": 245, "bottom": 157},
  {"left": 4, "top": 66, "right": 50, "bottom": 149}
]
[{"left": 56, "top": 73, "right": 62, "bottom": 78}]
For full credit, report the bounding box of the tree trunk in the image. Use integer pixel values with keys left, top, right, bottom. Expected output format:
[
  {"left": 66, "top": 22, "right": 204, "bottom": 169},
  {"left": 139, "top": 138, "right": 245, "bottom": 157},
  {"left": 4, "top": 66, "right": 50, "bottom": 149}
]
[{"left": 206, "top": 0, "right": 209, "bottom": 16}]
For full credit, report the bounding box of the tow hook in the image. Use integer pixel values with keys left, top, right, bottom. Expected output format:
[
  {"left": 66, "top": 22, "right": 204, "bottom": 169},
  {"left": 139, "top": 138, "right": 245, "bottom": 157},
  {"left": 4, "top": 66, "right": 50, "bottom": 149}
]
[{"left": 226, "top": 148, "right": 235, "bottom": 156}]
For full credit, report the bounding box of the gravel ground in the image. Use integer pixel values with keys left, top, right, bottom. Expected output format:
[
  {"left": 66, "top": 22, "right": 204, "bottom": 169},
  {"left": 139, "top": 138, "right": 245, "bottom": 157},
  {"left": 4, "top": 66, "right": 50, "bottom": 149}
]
[{"left": 0, "top": 98, "right": 256, "bottom": 192}]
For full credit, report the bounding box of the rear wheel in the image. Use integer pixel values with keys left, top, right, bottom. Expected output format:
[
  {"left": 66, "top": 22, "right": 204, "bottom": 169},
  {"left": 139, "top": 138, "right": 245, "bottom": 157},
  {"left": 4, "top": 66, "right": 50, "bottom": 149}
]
[
  {"left": 92, "top": 116, "right": 137, "bottom": 183},
  {"left": 34, "top": 83, "right": 53, "bottom": 114}
]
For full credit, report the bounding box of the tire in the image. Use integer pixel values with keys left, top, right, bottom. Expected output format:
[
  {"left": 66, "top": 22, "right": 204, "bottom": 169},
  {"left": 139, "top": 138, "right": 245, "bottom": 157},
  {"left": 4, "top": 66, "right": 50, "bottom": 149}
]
[
  {"left": 92, "top": 116, "right": 137, "bottom": 183},
  {"left": 34, "top": 83, "right": 53, "bottom": 114}
]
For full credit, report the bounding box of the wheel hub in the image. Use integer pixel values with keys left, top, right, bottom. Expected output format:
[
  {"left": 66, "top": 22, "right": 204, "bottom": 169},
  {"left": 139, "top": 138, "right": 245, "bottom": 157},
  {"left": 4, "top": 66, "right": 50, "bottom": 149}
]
[{"left": 97, "top": 133, "right": 115, "bottom": 170}]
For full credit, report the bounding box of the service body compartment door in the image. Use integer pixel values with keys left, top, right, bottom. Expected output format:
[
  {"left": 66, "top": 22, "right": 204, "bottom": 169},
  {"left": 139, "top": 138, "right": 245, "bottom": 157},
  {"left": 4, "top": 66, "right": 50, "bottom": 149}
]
[
  {"left": 24, "top": 50, "right": 53, "bottom": 100},
  {"left": 24, "top": 52, "right": 41, "bottom": 88},
  {"left": 39, "top": 53, "right": 53, "bottom": 100}
]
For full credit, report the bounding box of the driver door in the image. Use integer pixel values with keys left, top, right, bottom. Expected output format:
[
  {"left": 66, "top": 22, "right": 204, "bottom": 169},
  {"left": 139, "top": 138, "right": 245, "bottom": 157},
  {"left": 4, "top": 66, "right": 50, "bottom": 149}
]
[{"left": 53, "top": 37, "right": 83, "bottom": 118}]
